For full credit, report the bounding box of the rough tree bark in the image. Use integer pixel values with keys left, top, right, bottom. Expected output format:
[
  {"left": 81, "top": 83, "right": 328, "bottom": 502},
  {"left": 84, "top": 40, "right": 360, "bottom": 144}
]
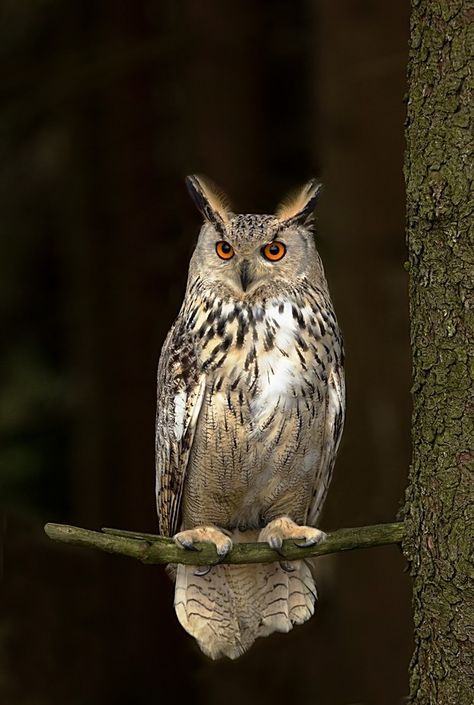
[{"left": 403, "top": 1, "right": 473, "bottom": 704}]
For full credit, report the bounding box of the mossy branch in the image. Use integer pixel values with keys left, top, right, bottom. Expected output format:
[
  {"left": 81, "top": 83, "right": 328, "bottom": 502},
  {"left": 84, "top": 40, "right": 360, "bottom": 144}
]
[{"left": 44, "top": 521, "right": 404, "bottom": 566}]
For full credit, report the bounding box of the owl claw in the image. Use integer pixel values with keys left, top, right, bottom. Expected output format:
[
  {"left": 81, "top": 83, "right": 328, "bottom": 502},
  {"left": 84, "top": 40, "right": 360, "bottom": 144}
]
[
  {"left": 173, "top": 526, "right": 233, "bottom": 559},
  {"left": 176, "top": 537, "right": 202, "bottom": 552},
  {"left": 269, "top": 536, "right": 284, "bottom": 553},
  {"left": 259, "top": 517, "right": 326, "bottom": 554},
  {"left": 193, "top": 566, "right": 211, "bottom": 577},
  {"left": 294, "top": 532, "right": 327, "bottom": 549},
  {"left": 216, "top": 544, "right": 232, "bottom": 559}
]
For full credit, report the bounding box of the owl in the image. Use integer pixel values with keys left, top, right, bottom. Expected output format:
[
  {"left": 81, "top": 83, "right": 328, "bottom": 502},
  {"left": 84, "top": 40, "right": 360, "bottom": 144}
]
[{"left": 155, "top": 176, "right": 345, "bottom": 659}]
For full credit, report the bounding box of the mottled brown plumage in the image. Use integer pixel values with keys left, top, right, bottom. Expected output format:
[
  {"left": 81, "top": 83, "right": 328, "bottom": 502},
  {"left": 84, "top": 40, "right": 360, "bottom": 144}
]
[{"left": 155, "top": 176, "right": 345, "bottom": 659}]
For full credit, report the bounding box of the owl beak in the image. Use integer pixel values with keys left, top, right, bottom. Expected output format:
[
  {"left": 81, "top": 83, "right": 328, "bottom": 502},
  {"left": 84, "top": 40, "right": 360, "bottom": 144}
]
[{"left": 239, "top": 260, "right": 252, "bottom": 292}]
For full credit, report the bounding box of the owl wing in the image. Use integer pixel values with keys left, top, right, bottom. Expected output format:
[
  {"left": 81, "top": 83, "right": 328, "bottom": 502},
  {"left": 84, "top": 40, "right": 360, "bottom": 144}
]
[
  {"left": 308, "top": 361, "right": 345, "bottom": 526},
  {"left": 155, "top": 319, "right": 206, "bottom": 537}
]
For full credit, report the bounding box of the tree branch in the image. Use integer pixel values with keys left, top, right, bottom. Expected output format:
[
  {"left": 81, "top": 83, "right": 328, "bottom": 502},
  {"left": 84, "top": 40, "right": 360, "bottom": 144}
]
[{"left": 44, "top": 522, "right": 404, "bottom": 565}]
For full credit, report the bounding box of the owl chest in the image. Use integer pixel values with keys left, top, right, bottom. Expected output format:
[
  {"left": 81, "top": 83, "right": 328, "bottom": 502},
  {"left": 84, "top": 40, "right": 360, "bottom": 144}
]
[
  {"left": 182, "top": 299, "right": 333, "bottom": 528},
  {"left": 185, "top": 340, "right": 318, "bottom": 529},
  {"left": 205, "top": 305, "right": 313, "bottom": 413},
  {"left": 194, "top": 300, "right": 327, "bottom": 457}
]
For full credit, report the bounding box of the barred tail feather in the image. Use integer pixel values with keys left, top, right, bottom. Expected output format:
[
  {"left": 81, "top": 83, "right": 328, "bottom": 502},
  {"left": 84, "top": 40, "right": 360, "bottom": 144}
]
[{"left": 174, "top": 559, "right": 317, "bottom": 659}]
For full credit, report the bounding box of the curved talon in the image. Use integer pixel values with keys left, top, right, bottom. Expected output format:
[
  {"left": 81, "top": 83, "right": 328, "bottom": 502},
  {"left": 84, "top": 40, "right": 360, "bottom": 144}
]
[
  {"left": 294, "top": 531, "right": 327, "bottom": 549},
  {"left": 176, "top": 539, "right": 201, "bottom": 552},
  {"left": 294, "top": 539, "right": 316, "bottom": 548},
  {"left": 269, "top": 536, "right": 283, "bottom": 552},
  {"left": 216, "top": 541, "right": 233, "bottom": 559},
  {"left": 193, "top": 566, "right": 211, "bottom": 577},
  {"left": 294, "top": 536, "right": 327, "bottom": 548}
]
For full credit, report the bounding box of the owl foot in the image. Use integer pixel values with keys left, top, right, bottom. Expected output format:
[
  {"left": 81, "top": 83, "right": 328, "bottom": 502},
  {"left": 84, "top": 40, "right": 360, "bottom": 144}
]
[
  {"left": 259, "top": 516, "right": 326, "bottom": 554},
  {"left": 174, "top": 526, "right": 233, "bottom": 559}
]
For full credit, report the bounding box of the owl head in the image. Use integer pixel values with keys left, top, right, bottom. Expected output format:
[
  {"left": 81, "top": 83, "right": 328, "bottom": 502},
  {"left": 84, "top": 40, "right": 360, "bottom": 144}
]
[{"left": 186, "top": 175, "right": 324, "bottom": 300}]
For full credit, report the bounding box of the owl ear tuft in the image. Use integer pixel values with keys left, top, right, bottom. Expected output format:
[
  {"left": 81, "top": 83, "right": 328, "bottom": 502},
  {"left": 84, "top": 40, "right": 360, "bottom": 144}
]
[
  {"left": 185, "top": 175, "right": 232, "bottom": 231},
  {"left": 276, "top": 179, "right": 322, "bottom": 227}
]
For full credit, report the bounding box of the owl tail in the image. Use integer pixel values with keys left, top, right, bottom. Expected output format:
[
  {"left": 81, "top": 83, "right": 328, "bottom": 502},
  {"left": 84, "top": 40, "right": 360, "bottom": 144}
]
[{"left": 174, "top": 552, "right": 317, "bottom": 660}]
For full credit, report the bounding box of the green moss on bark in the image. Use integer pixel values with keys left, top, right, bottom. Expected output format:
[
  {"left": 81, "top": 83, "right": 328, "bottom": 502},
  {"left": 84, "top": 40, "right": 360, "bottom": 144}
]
[{"left": 404, "top": 1, "right": 473, "bottom": 703}]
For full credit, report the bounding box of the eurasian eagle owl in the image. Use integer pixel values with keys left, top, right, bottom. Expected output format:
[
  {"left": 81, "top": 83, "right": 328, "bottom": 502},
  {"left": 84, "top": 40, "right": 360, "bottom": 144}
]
[{"left": 155, "top": 176, "right": 345, "bottom": 659}]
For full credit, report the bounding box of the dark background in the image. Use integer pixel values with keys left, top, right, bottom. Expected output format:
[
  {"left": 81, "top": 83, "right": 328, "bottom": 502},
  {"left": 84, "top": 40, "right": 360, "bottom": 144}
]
[{"left": 1, "top": 2, "right": 412, "bottom": 704}]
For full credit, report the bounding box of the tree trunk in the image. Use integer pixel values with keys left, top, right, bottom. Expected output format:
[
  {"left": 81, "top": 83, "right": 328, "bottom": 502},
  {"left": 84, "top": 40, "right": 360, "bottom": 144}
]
[{"left": 404, "top": 2, "right": 473, "bottom": 703}]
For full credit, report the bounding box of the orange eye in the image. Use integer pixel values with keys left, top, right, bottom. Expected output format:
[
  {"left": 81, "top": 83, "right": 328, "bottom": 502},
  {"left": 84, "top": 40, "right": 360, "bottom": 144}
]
[
  {"left": 262, "top": 241, "right": 286, "bottom": 262},
  {"left": 216, "top": 241, "right": 234, "bottom": 260}
]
